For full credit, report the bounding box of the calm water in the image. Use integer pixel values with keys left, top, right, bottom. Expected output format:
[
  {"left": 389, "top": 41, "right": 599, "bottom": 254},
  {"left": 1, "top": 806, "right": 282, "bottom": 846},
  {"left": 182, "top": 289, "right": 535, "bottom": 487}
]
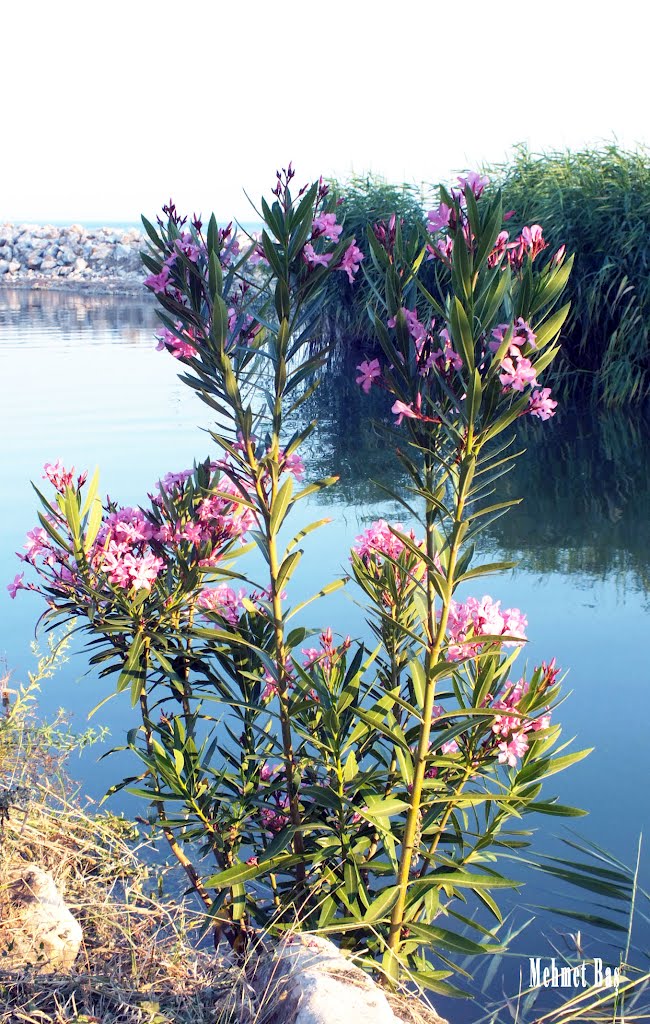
[{"left": 1, "top": 289, "right": 648, "bottom": 1019}]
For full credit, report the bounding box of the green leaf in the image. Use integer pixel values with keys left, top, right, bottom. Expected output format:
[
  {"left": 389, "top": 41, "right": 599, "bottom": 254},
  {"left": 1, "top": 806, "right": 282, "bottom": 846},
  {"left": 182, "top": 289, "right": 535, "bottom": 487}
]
[
  {"left": 343, "top": 750, "right": 359, "bottom": 783},
  {"left": 141, "top": 215, "right": 163, "bottom": 249},
  {"left": 450, "top": 296, "right": 475, "bottom": 371},
  {"left": 363, "top": 885, "right": 399, "bottom": 923},
  {"left": 408, "top": 921, "right": 504, "bottom": 955},
  {"left": 209, "top": 251, "right": 223, "bottom": 299},
  {"left": 211, "top": 296, "right": 229, "bottom": 348},
  {"left": 276, "top": 550, "right": 302, "bottom": 593},
  {"left": 83, "top": 494, "right": 104, "bottom": 554},
  {"left": 203, "top": 852, "right": 301, "bottom": 888},
  {"left": 359, "top": 796, "right": 409, "bottom": 821},
  {"left": 116, "top": 633, "right": 146, "bottom": 703},
  {"left": 270, "top": 476, "right": 293, "bottom": 536}
]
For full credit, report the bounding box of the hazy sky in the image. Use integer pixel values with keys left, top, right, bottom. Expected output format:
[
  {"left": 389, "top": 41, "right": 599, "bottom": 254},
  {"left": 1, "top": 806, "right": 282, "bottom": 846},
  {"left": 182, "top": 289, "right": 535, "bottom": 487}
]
[{"left": 4, "top": 1, "right": 648, "bottom": 224}]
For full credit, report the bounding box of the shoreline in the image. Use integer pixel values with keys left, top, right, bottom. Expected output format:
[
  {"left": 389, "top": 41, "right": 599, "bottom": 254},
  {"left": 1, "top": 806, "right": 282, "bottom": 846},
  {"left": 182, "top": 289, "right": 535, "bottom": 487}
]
[{"left": 0, "top": 221, "right": 148, "bottom": 296}]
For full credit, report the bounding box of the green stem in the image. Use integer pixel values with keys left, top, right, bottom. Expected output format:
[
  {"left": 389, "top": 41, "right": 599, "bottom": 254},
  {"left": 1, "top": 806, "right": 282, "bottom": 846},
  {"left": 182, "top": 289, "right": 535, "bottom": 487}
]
[{"left": 386, "top": 444, "right": 475, "bottom": 963}]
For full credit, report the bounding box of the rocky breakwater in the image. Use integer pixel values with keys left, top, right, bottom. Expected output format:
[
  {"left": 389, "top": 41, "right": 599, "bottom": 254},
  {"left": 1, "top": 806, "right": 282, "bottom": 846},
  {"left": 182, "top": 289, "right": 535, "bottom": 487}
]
[{"left": 0, "top": 222, "right": 147, "bottom": 293}]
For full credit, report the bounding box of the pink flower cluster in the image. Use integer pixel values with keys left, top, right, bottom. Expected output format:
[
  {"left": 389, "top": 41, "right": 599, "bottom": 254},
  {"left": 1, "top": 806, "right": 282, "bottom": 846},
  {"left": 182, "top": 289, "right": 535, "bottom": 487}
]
[
  {"left": 260, "top": 793, "right": 290, "bottom": 833},
  {"left": 301, "top": 627, "right": 351, "bottom": 673},
  {"left": 490, "top": 677, "right": 552, "bottom": 767},
  {"left": 43, "top": 460, "right": 86, "bottom": 493},
  {"left": 491, "top": 319, "right": 539, "bottom": 393},
  {"left": 446, "top": 595, "right": 527, "bottom": 662},
  {"left": 528, "top": 388, "right": 557, "bottom": 421},
  {"left": 156, "top": 325, "right": 198, "bottom": 359},
  {"left": 338, "top": 240, "right": 364, "bottom": 284},
  {"left": 312, "top": 212, "right": 342, "bottom": 242},
  {"left": 92, "top": 508, "right": 164, "bottom": 590},
  {"left": 196, "top": 583, "right": 245, "bottom": 624},
  {"left": 13, "top": 462, "right": 256, "bottom": 602},
  {"left": 353, "top": 520, "right": 420, "bottom": 566}
]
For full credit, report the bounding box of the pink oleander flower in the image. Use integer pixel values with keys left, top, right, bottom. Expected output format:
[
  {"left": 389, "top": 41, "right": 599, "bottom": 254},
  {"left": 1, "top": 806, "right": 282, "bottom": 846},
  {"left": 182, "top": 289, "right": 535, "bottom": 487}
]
[
  {"left": 457, "top": 171, "right": 489, "bottom": 199},
  {"left": 387, "top": 307, "right": 427, "bottom": 343},
  {"left": 497, "top": 731, "right": 529, "bottom": 768},
  {"left": 249, "top": 245, "right": 269, "bottom": 267},
  {"left": 338, "top": 240, "right": 364, "bottom": 284},
  {"left": 303, "top": 243, "right": 333, "bottom": 269},
  {"left": 279, "top": 450, "right": 305, "bottom": 481},
  {"left": 490, "top": 318, "right": 537, "bottom": 356},
  {"left": 155, "top": 326, "right": 197, "bottom": 359},
  {"left": 43, "top": 460, "right": 75, "bottom": 492},
  {"left": 7, "top": 573, "right": 25, "bottom": 599},
  {"left": 21, "top": 527, "right": 49, "bottom": 562},
  {"left": 196, "top": 583, "right": 244, "bottom": 624},
  {"left": 487, "top": 230, "right": 511, "bottom": 268},
  {"left": 431, "top": 335, "right": 463, "bottom": 374},
  {"left": 508, "top": 224, "right": 548, "bottom": 271},
  {"left": 528, "top": 388, "right": 558, "bottom": 421},
  {"left": 441, "top": 738, "right": 459, "bottom": 756},
  {"left": 356, "top": 358, "right": 381, "bottom": 393},
  {"left": 312, "top": 212, "right": 342, "bottom": 242},
  {"left": 301, "top": 647, "right": 321, "bottom": 669},
  {"left": 301, "top": 628, "right": 348, "bottom": 673},
  {"left": 260, "top": 762, "right": 282, "bottom": 782},
  {"left": 391, "top": 399, "right": 418, "bottom": 425},
  {"left": 260, "top": 795, "right": 290, "bottom": 833},
  {"left": 499, "top": 355, "right": 538, "bottom": 393},
  {"left": 446, "top": 595, "right": 527, "bottom": 661},
  {"left": 158, "top": 468, "right": 194, "bottom": 491},
  {"left": 553, "top": 244, "right": 566, "bottom": 264},
  {"left": 144, "top": 265, "right": 171, "bottom": 293},
  {"left": 175, "top": 232, "right": 201, "bottom": 262},
  {"left": 426, "top": 203, "right": 452, "bottom": 233},
  {"left": 391, "top": 393, "right": 441, "bottom": 426},
  {"left": 128, "top": 553, "right": 165, "bottom": 591},
  {"left": 353, "top": 519, "right": 421, "bottom": 566}
]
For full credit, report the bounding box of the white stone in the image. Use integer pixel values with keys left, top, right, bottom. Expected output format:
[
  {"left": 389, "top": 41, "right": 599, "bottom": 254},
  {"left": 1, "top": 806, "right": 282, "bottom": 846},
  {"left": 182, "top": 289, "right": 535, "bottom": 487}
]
[
  {"left": 1, "top": 864, "right": 83, "bottom": 972},
  {"left": 74, "top": 257, "right": 88, "bottom": 272},
  {"left": 8, "top": 260, "right": 21, "bottom": 273},
  {"left": 40, "top": 256, "right": 57, "bottom": 271},
  {"left": 57, "top": 246, "right": 77, "bottom": 264},
  {"left": 251, "top": 933, "right": 397, "bottom": 1024}
]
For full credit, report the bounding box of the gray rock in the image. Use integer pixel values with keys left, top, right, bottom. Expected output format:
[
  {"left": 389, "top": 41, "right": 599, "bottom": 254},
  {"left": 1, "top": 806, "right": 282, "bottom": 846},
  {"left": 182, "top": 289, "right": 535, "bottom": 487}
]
[
  {"left": 1, "top": 864, "right": 82, "bottom": 972},
  {"left": 89, "top": 243, "right": 112, "bottom": 262},
  {"left": 8, "top": 260, "right": 21, "bottom": 273},
  {"left": 26, "top": 254, "right": 42, "bottom": 270},
  {"left": 58, "top": 246, "right": 77, "bottom": 265},
  {"left": 40, "top": 257, "right": 58, "bottom": 271},
  {"left": 0, "top": 244, "right": 13, "bottom": 259},
  {"left": 74, "top": 257, "right": 88, "bottom": 272},
  {"left": 251, "top": 933, "right": 397, "bottom": 1024},
  {"left": 114, "top": 242, "right": 134, "bottom": 262},
  {"left": 0, "top": 259, "right": 9, "bottom": 275}
]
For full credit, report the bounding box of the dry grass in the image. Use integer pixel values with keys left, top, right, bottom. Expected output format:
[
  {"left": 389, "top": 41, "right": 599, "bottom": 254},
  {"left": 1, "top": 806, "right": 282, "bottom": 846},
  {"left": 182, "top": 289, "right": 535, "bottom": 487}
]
[
  {"left": 0, "top": 777, "right": 448, "bottom": 1024},
  {"left": 0, "top": 779, "right": 257, "bottom": 1024}
]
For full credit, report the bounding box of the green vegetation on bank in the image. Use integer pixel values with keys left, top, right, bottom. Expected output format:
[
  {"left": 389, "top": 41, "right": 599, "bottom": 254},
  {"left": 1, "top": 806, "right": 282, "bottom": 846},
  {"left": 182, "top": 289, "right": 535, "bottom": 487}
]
[
  {"left": 491, "top": 146, "right": 650, "bottom": 406},
  {"left": 325, "top": 145, "right": 650, "bottom": 407}
]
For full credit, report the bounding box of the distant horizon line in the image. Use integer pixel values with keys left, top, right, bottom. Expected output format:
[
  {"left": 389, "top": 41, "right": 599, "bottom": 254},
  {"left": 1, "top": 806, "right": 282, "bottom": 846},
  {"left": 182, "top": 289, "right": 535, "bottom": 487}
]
[{"left": 0, "top": 217, "right": 265, "bottom": 230}]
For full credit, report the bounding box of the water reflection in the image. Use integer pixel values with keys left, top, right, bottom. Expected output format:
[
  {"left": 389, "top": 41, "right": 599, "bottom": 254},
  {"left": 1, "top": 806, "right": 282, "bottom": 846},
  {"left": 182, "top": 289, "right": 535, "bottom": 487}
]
[
  {"left": 303, "top": 350, "right": 650, "bottom": 594},
  {"left": 0, "top": 287, "right": 156, "bottom": 342}
]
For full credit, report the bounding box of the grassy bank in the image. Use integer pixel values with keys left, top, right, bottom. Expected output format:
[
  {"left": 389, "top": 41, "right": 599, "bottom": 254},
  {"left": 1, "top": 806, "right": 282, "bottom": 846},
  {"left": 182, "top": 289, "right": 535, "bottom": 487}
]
[{"left": 490, "top": 145, "right": 650, "bottom": 406}]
